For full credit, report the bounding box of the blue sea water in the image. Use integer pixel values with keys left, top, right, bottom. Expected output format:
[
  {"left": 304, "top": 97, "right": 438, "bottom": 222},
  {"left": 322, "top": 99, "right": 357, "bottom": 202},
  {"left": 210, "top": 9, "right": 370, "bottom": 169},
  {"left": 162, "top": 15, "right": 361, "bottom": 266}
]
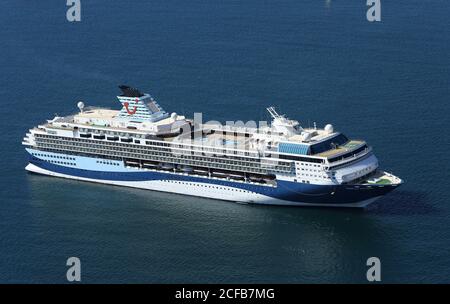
[{"left": 0, "top": 0, "right": 449, "bottom": 283}]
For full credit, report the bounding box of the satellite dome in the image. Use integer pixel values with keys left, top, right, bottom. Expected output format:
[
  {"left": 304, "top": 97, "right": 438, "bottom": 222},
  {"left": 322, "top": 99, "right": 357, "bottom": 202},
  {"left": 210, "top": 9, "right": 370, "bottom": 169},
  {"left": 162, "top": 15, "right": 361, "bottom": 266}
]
[
  {"left": 324, "top": 124, "right": 334, "bottom": 134},
  {"left": 301, "top": 132, "right": 312, "bottom": 142},
  {"left": 77, "top": 101, "right": 85, "bottom": 112},
  {"left": 171, "top": 112, "right": 178, "bottom": 120}
]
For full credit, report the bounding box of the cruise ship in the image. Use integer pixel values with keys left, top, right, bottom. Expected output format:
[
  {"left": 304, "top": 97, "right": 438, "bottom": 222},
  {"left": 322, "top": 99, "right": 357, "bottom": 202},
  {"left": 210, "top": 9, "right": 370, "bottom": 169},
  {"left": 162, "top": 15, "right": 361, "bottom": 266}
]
[{"left": 22, "top": 86, "right": 402, "bottom": 207}]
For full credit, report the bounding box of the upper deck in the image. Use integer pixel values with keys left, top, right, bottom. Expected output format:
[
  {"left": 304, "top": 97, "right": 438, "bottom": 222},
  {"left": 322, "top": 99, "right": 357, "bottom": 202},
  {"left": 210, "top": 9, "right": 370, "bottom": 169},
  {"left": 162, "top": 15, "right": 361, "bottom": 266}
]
[
  {"left": 73, "top": 108, "right": 185, "bottom": 129},
  {"left": 75, "top": 108, "right": 118, "bottom": 120},
  {"left": 29, "top": 86, "right": 371, "bottom": 167},
  {"left": 39, "top": 109, "right": 369, "bottom": 165},
  {"left": 315, "top": 140, "right": 365, "bottom": 158}
]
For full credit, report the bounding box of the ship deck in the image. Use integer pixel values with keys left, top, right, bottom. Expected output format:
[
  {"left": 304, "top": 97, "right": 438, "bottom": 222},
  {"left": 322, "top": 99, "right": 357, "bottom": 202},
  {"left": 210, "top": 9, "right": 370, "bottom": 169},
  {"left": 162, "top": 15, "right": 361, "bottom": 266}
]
[
  {"left": 315, "top": 140, "right": 365, "bottom": 157},
  {"left": 175, "top": 131, "right": 250, "bottom": 150},
  {"left": 350, "top": 170, "right": 403, "bottom": 186}
]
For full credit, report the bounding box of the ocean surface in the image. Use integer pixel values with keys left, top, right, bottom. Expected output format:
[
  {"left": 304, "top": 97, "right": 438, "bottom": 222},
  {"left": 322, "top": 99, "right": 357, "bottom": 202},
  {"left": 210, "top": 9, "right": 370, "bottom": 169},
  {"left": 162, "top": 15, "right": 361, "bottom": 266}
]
[{"left": 1, "top": 0, "right": 449, "bottom": 283}]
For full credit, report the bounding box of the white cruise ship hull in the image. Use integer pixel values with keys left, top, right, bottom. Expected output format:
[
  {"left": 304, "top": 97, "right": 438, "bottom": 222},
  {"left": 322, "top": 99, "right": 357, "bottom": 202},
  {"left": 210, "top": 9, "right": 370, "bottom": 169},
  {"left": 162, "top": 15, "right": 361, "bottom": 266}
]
[
  {"left": 25, "top": 148, "right": 399, "bottom": 208},
  {"left": 25, "top": 163, "right": 380, "bottom": 208}
]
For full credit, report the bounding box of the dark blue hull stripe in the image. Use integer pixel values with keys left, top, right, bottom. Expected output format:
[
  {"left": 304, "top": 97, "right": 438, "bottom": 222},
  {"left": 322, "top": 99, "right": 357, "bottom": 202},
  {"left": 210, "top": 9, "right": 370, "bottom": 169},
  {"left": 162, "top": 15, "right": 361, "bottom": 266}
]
[{"left": 29, "top": 159, "right": 396, "bottom": 204}]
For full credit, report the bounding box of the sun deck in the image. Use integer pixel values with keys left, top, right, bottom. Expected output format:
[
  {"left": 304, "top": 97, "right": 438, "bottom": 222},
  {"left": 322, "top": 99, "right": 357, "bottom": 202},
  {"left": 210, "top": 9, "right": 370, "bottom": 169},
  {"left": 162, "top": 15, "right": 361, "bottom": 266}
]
[
  {"left": 75, "top": 108, "right": 118, "bottom": 120},
  {"left": 349, "top": 170, "right": 403, "bottom": 186},
  {"left": 366, "top": 171, "right": 402, "bottom": 185},
  {"left": 315, "top": 140, "right": 365, "bottom": 157},
  {"left": 176, "top": 131, "right": 251, "bottom": 150}
]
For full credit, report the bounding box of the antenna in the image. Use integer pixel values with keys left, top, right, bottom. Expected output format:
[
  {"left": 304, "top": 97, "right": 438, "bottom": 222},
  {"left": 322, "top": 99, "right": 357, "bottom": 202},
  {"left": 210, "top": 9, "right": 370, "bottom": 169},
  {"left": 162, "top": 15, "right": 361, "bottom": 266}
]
[{"left": 267, "top": 106, "right": 281, "bottom": 119}]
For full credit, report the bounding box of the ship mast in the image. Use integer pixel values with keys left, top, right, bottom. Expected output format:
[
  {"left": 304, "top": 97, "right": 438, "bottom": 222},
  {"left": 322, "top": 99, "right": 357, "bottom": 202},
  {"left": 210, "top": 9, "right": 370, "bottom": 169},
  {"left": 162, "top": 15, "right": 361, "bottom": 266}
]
[{"left": 266, "top": 106, "right": 282, "bottom": 119}]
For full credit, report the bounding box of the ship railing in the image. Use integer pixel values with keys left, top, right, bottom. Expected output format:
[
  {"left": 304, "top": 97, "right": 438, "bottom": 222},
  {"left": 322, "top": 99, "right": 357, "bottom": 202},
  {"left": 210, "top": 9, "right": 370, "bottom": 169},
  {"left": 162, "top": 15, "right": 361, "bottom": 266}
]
[
  {"left": 36, "top": 132, "right": 289, "bottom": 165},
  {"left": 33, "top": 133, "right": 293, "bottom": 170},
  {"left": 124, "top": 164, "right": 278, "bottom": 188},
  {"left": 34, "top": 140, "right": 292, "bottom": 175},
  {"left": 324, "top": 146, "right": 372, "bottom": 171},
  {"left": 201, "top": 123, "right": 259, "bottom": 134}
]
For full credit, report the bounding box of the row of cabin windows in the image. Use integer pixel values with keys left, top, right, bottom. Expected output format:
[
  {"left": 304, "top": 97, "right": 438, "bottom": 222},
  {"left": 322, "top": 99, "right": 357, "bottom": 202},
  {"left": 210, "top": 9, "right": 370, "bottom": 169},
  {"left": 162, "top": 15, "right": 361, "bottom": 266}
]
[
  {"left": 36, "top": 149, "right": 118, "bottom": 161},
  {"left": 35, "top": 137, "right": 292, "bottom": 171},
  {"left": 95, "top": 160, "right": 120, "bottom": 166},
  {"left": 299, "top": 163, "right": 321, "bottom": 167},
  {"left": 299, "top": 168, "right": 320, "bottom": 172},
  {"left": 82, "top": 135, "right": 140, "bottom": 145},
  {"left": 32, "top": 152, "right": 75, "bottom": 161},
  {"left": 48, "top": 160, "right": 75, "bottom": 166},
  {"left": 294, "top": 179, "right": 311, "bottom": 184},
  {"left": 297, "top": 169, "right": 330, "bottom": 180},
  {"left": 279, "top": 154, "right": 323, "bottom": 163},
  {"left": 297, "top": 165, "right": 337, "bottom": 180},
  {"left": 301, "top": 173, "right": 329, "bottom": 179},
  {"left": 163, "top": 180, "right": 256, "bottom": 193},
  {"left": 40, "top": 139, "right": 267, "bottom": 168},
  {"left": 31, "top": 156, "right": 75, "bottom": 166},
  {"left": 78, "top": 129, "right": 147, "bottom": 139},
  {"left": 37, "top": 134, "right": 263, "bottom": 162},
  {"left": 80, "top": 132, "right": 254, "bottom": 157},
  {"left": 36, "top": 143, "right": 273, "bottom": 174}
]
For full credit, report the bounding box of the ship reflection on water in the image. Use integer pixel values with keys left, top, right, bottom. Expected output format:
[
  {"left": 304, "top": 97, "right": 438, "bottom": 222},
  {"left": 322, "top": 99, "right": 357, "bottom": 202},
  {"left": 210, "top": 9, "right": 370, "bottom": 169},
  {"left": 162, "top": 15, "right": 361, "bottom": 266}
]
[{"left": 25, "top": 173, "right": 395, "bottom": 283}]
